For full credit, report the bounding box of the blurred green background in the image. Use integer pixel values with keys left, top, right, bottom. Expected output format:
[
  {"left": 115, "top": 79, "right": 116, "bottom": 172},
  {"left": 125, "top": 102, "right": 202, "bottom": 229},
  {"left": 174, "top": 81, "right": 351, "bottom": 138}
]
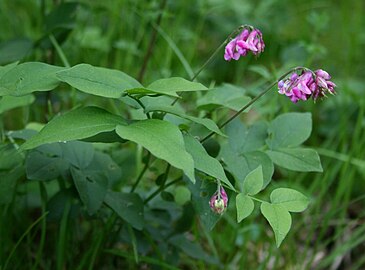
[{"left": 1, "top": 0, "right": 365, "bottom": 269}]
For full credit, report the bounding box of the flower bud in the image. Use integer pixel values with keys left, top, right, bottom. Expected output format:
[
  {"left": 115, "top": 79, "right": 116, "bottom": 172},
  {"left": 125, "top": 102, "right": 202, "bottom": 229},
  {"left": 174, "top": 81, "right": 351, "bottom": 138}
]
[{"left": 209, "top": 187, "right": 228, "bottom": 214}]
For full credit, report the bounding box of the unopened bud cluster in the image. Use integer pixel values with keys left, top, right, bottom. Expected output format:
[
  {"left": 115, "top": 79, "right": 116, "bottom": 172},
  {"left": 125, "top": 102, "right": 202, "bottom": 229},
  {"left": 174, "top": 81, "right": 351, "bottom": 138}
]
[{"left": 209, "top": 187, "right": 228, "bottom": 214}]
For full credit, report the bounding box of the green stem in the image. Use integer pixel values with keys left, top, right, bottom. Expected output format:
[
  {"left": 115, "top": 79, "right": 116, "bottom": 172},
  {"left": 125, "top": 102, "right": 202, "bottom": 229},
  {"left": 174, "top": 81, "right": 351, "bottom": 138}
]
[
  {"left": 56, "top": 198, "right": 71, "bottom": 270},
  {"left": 49, "top": 34, "right": 70, "bottom": 68},
  {"left": 144, "top": 175, "right": 184, "bottom": 204},
  {"left": 128, "top": 95, "right": 151, "bottom": 119},
  {"left": 87, "top": 213, "right": 118, "bottom": 270},
  {"left": 191, "top": 25, "right": 246, "bottom": 81},
  {"left": 48, "top": 34, "right": 76, "bottom": 107},
  {"left": 200, "top": 80, "right": 276, "bottom": 142},
  {"left": 137, "top": 0, "right": 167, "bottom": 83},
  {"left": 31, "top": 183, "right": 47, "bottom": 270},
  {"left": 247, "top": 195, "right": 266, "bottom": 204},
  {"left": 3, "top": 212, "right": 49, "bottom": 270},
  {"left": 127, "top": 224, "right": 139, "bottom": 264},
  {"left": 200, "top": 66, "right": 306, "bottom": 143},
  {"left": 170, "top": 25, "right": 245, "bottom": 106},
  {"left": 130, "top": 152, "right": 151, "bottom": 192}
]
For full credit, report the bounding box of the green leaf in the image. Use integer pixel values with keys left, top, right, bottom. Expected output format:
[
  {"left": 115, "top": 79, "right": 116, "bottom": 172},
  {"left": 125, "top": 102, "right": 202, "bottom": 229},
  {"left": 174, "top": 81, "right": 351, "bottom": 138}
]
[
  {"left": 71, "top": 167, "right": 108, "bottom": 215},
  {"left": 0, "top": 62, "right": 19, "bottom": 78},
  {"left": 85, "top": 152, "right": 122, "bottom": 188},
  {"left": 0, "top": 62, "right": 63, "bottom": 96},
  {"left": 21, "top": 106, "right": 126, "bottom": 150},
  {"left": 127, "top": 77, "right": 208, "bottom": 97},
  {"left": 47, "top": 188, "right": 80, "bottom": 222},
  {"left": 183, "top": 134, "right": 233, "bottom": 189},
  {"left": 260, "top": 202, "right": 292, "bottom": 247},
  {"left": 0, "top": 94, "right": 35, "bottom": 114},
  {"left": 26, "top": 144, "right": 70, "bottom": 181},
  {"left": 188, "top": 177, "right": 222, "bottom": 230},
  {"left": 148, "top": 77, "right": 207, "bottom": 92},
  {"left": 145, "top": 105, "right": 226, "bottom": 137},
  {"left": 161, "top": 191, "right": 175, "bottom": 202},
  {"left": 236, "top": 193, "right": 254, "bottom": 222},
  {"left": 56, "top": 64, "right": 142, "bottom": 98},
  {"left": 169, "top": 235, "right": 218, "bottom": 264},
  {"left": 226, "top": 119, "right": 267, "bottom": 153},
  {"left": 174, "top": 186, "right": 191, "bottom": 206},
  {"left": 0, "top": 144, "right": 24, "bottom": 170},
  {"left": 0, "top": 38, "right": 33, "bottom": 65},
  {"left": 62, "top": 141, "right": 94, "bottom": 169},
  {"left": 266, "top": 148, "right": 323, "bottom": 172},
  {"left": 267, "top": 112, "right": 312, "bottom": 149},
  {"left": 219, "top": 145, "right": 274, "bottom": 188},
  {"left": 242, "top": 166, "right": 263, "bottom": 195},
  {"left": 45, "top": 2, "right": 78, "bottom": 32},
  {"left": 116, "top": 119, "right": 195, "bottom": 183},
  {"left": 270, "top": 188, "right": 309, "bottom": 212},
  {"left": 197, "top": 83, "right": 251, "bottom": 111},
  {"left": 104, "top": 191, "right": 144, "bottom": 230}
]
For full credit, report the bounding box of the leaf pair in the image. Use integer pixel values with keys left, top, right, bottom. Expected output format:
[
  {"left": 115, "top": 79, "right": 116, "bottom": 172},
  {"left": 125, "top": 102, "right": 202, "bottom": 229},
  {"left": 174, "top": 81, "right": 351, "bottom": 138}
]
[
  {"left": 0, "top": 62, "right": 208, "bottom": 99},
  {"left": 261, "top": 188, "right": 309, "bottom": 247},
  {"left": 235, "top": 162, "right": 310, "bottom": 247},
  {"left": 266, "top": 113, "right": 322, "bottom": 172},
  {"left": 236, "top": 166, "right": 263, "bottom": 223},
  {"left": 21, "top": 106, "right": 232, "bottom": 187}
]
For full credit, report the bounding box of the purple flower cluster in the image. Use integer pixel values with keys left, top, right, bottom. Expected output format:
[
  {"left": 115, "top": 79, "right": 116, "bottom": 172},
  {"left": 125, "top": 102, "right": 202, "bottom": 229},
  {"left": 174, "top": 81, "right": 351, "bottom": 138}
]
[
  {"left": 224, "top": 27, "right": 265, "bottom": 61},
  {"left": 278, "top": 69, "right": 336, "bottom": 103},
  {"left": 209, "top": 187, "right": 228, "bottom": 214}
]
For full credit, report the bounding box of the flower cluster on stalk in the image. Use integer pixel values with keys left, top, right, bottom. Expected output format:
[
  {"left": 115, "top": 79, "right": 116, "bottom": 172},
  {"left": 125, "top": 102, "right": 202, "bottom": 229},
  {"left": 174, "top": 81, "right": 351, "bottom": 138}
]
[
  {"left": 278, "top": 69, "right": 336, "bottom": 103},
  {"left": 224, "top": 26, "right": 265, "bottom": 61}
]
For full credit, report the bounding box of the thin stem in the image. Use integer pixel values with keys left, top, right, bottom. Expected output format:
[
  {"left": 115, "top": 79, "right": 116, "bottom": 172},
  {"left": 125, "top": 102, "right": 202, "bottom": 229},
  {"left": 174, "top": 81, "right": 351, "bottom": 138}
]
[
  {"left": 170, "top": 25, "right": 245, "bottom": 106},
  {"left": 3, "top": 212, "right": 49, "bottom": 270},
  {"left": 128, "top": 95, "right": 151, "bottom": 119},
  {"left": 191, "top": 41, "right": 226, "bottom": 82},
  {"left": 56, "top": 198, "right": 71, "bottom": 270},
  {"left": 31, "top": 183, "right": 47, "bottom": 270},
  {"left": 247, "top": 195, "right": 266, "bottom": 204},
  {"left": 216, "top": 178, "right": 222, "bottom": 195},
  {"left": 130, "top": 152, "right": 151, "bottom": 192},
  {"left": 49, "top": 34, "right": 70, "bottom": 68},
  {"left": 144, "top": 177, "right": 181, "bottom": 204},
  {"left": 87, "top": 213, "right": 117, "bottom": 270},
  {"left": 200, "top": 66, "right": 306, "bottom": 143},
  {"left": 200, "top": 80, "right": 276, "bottom": 142},
  {"left": 137, "top": 0, "right": 167, "bottom": 83},
  {"left": 144, "top": 165, "right": 188, "bottom": 205},
  {"left": 48, "top": 33, "right": 76, "bottom": 107},
  {"left": 191, "top": 25, "right": 246, "bottom": 81}
]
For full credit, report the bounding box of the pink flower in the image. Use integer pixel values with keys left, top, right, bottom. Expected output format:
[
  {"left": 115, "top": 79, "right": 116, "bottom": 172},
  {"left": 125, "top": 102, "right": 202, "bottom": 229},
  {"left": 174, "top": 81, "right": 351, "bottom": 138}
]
[
  {"left": 209, "top": 187, "right": 228, "bottom": 214},
  {"left": 224, "top": 27, "right": 265, "bottom": 61},
  {"left": 278, "top": 68, "right": 336, "bottom": 103},
  {"left": 312, "top": 69, "right": 337, "bottom": 100}
]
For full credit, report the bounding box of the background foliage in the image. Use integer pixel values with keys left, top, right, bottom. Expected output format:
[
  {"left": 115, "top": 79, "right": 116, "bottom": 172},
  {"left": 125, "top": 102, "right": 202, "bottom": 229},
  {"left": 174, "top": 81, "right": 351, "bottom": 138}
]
[{"left": 1, "top": 0, "right": 365, "bottom": 269}]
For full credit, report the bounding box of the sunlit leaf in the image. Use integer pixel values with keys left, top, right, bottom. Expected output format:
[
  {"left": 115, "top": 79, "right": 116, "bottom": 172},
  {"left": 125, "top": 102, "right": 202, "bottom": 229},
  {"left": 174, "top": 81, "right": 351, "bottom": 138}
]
[
  {"left": 21, "top": 106, "right": 126, "bottom": 150},
  {"left": 267, "top": 113, "right": 312, "bottom": 149},
  {"left": 236, "top": 193, "right": 254, "bottom": 222},
  {"left": 270, "top": 188, "right": 309, "bottom": 212},
  {"left": 116, "top": 119, "right": 195, "bottom": 183},
  {"left": 56, "top": 64, "right": 142, "bottom": 98},
  {"left": 266, "top": 148, "right": 322, "bottom": 172}
]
